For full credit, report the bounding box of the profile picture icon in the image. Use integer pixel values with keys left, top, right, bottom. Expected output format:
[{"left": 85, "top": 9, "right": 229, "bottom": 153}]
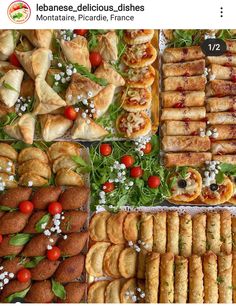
[{"left": 7, "top": 1, "right": 31, "bottom": 24}]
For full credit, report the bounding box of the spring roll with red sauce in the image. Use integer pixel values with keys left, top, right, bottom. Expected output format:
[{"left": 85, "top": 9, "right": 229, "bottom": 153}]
[
  {"left": 162, "top": 136, "right": 211, "bottom": 152},
  {"left": 163, "top": 59, "right": 205, "bottom": 77},
  {"left": 162, "top": 91, "right": 205, "bottom": 108},
  {"left": 163, "top": 46, "right": 205, "bottom": 63},
  {"left": 164, "top": 75, "right": 206, "bottom": 91}
]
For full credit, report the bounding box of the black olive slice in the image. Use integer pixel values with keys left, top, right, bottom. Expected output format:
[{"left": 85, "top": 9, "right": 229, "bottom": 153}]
[
  {"left": 210, "top": 183, "right": 219, "bottom": 191},
  {"left": 178, "top": 179, "right": 187, "bottom": 188}
]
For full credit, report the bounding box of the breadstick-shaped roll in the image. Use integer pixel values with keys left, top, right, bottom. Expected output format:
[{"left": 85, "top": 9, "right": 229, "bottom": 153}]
[
  {"left": 145, "top": 252, "right": 160, "bottom": 303},
  {"left": 203, "top": 252, "right": 218, "bottom": 303},
  {"left": 218, "top": 254, "right": 233, "bottom": 303},
  {"left": 206, "top": 212, "right": 221, "bottom": 254},
  {"left": 192, "top": 213, "right": 206, "bottom": 255},
  {"left": 137, "top": 213, "right": 153, "bottom": 279},
  {"left": 179, "top": 213, "right": 192, "bottom": 257},
  {"left": 174, "top": 256, "right": 188, "bottom": 303},
  {"left": 220, "top": 211, "right": 232, "bottom": 255},
  {"left": 189, "top": 255, "right": 204, "bottom": 303},
  {"left": 232, "top": 217, "right": 236, "bottom": 251},
  {"left": 233, "top": 252, "right": 236, "bottom": 303},
  {"left": 153, "top": 212, "right": 166, "bottom": 254},
  {"left": 167, "top": 211, "right": 179, "bottom": 255},
  {"left": 159, "top": 252, "right": 174, "bottom": 303}
]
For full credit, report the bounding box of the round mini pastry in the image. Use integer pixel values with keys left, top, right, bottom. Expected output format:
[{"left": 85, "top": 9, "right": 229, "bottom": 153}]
[
  {"left": 124, "top": 30, "right": 154, "bottom": 45},
  {"left": 116, "top": 111, "right": 151, "bottom": 139},
  {"left": 199, "top": 176, "right": 233, "bottom": 205},
  {"left": 123, "top": 43, "right": 157, "bottom": 68},
  {"left": 121, "top": 88, "right": 152, "bottom": 112},
  {"left": 228, "top": 177, "right": 236, "bottom": 205},
  {"left": 125, "top": 66, "right": 155, "bottom": 88},
  {"left": 169, "top": 168, "right": 202, "bottom": 203}
]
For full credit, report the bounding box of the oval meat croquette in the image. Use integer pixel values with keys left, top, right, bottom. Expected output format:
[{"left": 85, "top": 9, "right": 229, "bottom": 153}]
[
  {"left": 31, "top": 186, "right": 62, "bottom": 209},
  {"left": 60, "top": 211, "right": 88, "bottom": 233},
  {"left": 57, "top": 232, "right": 88, "bottom": 256},
  {"left": 0, "top": 187, "right": 32, "bottom": 208},
  {"left": 0, "top": 235, "right": 24, "bottom": 257},
  {"left": 0, "top": 280, "right": 31, "bottom": 302},
  {"left": 25, "top": 280, "right": 54, "bottom": 303},
  {"left": 21, "top": 234, "right": 58, "bottom": 257},
  {"left": 0, "top": 212, "right": 30, "bottom": 234},
  {"left": 59, "top": 186, "right": 90, "bottom": 210},
  {"left": 30, "top": 259, "right": 60, "bottom": 280},
  {"left": 23, "top": 211, "right": 52, "bottom": 233},
  {"left": 58, "top": 282, "right": 86, "bottom": 303}
]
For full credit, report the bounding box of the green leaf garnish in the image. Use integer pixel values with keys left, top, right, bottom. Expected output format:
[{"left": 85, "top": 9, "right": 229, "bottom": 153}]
[
  {"left": 9, "top": 233, "right": 32, "bottom": 246},
  {"left": 167, "top": 30, "right": 204, "bottom": 47},
  {"left": 52, "top": 279, "right": 66, "bottom": 300},
  {"left": 0, "top": 205, "right": 17, "bottom": 212},
  {"left": 24, "top": 256, "right": 45, "bottom": 268},
  {"left": 5, "top": 286, "right": 31, "bottom": 302},
  {"left": 87, "top": 30, "right": 107, "bottom": 51},
  {"left": 71, "top": 155, "right": 91, "bottom": 173},
  {"left": 73, "top": 64, "right": 108, "bottom": 86},
  {"left": 2, "top": 81, "right": 19, "bottom": 93},
  {"left": 35, "top": 214, "right": 51, "bottom": 233}
]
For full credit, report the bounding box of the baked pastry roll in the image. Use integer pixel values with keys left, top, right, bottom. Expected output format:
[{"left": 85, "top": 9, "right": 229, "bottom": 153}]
[
  {"left": 124, "top": 30, "right": 154, "bottom": 45},
  {"left": 208, "top": 112, "right": 236, "bottom": 125},
  {"left": 123, "top": 212, "right": 140, "bottom": 242},
  {"left": 162, "top": 121, "right": 206, "bottom": 136},
  {"left": 174, "top": 256, "right": 188, "bottom": 303},
  {"left": 164, "top": 152, "right": 212, "bottom": 167},
  {"left": 145, "top": 252, "right": 160, "bottom": 303},
  {"left": 189, "top": 255, "right": 204, "bottom": 303},
  {"left": 121, "top": 87, "right": 152, "bottom": 112},
  {"left": 163, "top": 75, "right": 206, "bottom": 91},
  {"left": 71, "top": 113, "right": 108, "bottom": 140},
  {"left": 153, "top": 212, "right": 166, "bottom": 254},
  {"left": 93, "top": 84, "right": 116, "bottom": 118},
  {"left": 19, "top": 172, "right": 48, "bottom": 187},
  {"left": 125, "top": 65, "right": 155, "bottom": 88},
  {"left": 18, "top": 159, "right": 51, "bottom": 179},
  {"left": 0, "top": 143, "right": 18, "bottom": 160},
  {"left": 116, "top": 111, "right": 151, "bottom": 139},
  {"left": 203, "top": 252, "right": 218, "bottom": 303},
  {"left": 104, "top": 244, "right": 124, "bottom": 278},
  {"left": 163, "top": 46, "right": 205, "bottom": 63},
  {"left": 0, "top": 30, "right": 16, "bottom": 61},
  {"left": 120, "top": 278, "right": 137, "bottom": 303},
  {"left": 213, "top": 154, "right": 236, "bottom": 164},
  {"left": 161, "top": 106, "right": 206, "bottom": 121},
  {"left": 95, "top": 31, "right": 118, "bottom": 62},
  {"left": 55, "top": 168, "right": 84, "bottom": 187},
  {"left": 52, "top": 155, "right": 77, "bottom": 173},
  {"left": 206, "top": 212, "right": 221, "bottom": 254},
  {"left": 210, "top": 125, "right": 236, "bottom": 140},
  {"left": 20, "top": 30, "right": 53, "bottom": 49},
  {"left": 233, "top": 253, "right": 236, "bottom": 303},
  {"left": 40, "top": 114, "right": 72, "bottom": 141},
  {"left": 207, "top": 96, "right": 236, "bottom": 112},
  {"left": 211, "top": 140, "right": 236, "bottom": 154},
  {"left": 199, "top": 176, "right": 233, "bottom": 205},
  {"left": 162, "top": 91, "right": 205, "bottom": 108},
  {"left": 105, "top": 279, "right": 124, "bottom": 303},
  {"left": 0, "top": 172, "right": 17, "bottom": 188},
  {"left": 65, "top": 73, "right": 103, "bottom": 105},
  {"left": 61, "top": 36, "right": 91, "bottom": 70},
  {"left": 209, "top": 63, "right": 236, "bottom": 80},
  {"left": 87, "top": 280, "right": 109, "bottom": 303},
  {"left": 162, "top": 136, "right": 211, "bottom": 152},
  {"left": 89, "top": 211, "right": 111, "bottom": 242},
  {"left": 159, "top": 252, "right": 174, "bottom": 303},
  {"left": 192, "top": 213, "right": 206, "bottom": 255},
  {"left": 106, "top": 211, "right": 127, "bottom": 244},
  {"left": 94, "top": 61, "right": 125, "bottom": 86},
  {"left": 163, "top": 59, "right": 205, "bottom": 77},
  {"left": 123, "top": 42, "right": 157, "bottom": 68},
  {"left": 118, "top": 247, "right": 137, "bottom": 278},
  {"left": 47, "top": 142, "right": 82, "bottom": 161},
  {"left": 4, "top": 113, "right": 35, "bottom": 144},
  {"left": 226, "top": 39, "right": 236, "bottom": 53},
  {"left": 218, "top": 254, "right": 233, "bottom": 303},
  {"left": 0, "top": 69, "right": 24, "bottom": 108},
  {"left": 232, "top": 217, "right": 236, "bottom": 251},
  {"left": 206, "top": 80, "right": 236, "bottom": 97},
  {"left": 18, "top": 147, "right": 48, "bottom": 164},
  {"left": 0, "top": 156, "right": 15, "bottom": 174},
  {"left": 207, "top": 55, "right": 236, "bottom": 66},
  {"left": 220, "top": 211, "right": 232, "bottom": 255},
  {"left": 15, "top": 48, "right": 52, "bottom": 80},
  {"left": 179, "top": 213, "right": 192, "bottom": 257},
  {"left": 166, "top": 212, "right": 179, "bottom": 255}
]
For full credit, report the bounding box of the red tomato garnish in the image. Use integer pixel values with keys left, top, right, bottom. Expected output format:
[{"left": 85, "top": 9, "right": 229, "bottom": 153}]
[
  {"left": 9, "top": 53, "right": 21, "bottom": 67},
  {"left": 89, "top": 52, "right": 102, "bottom": 67},
  {"left": 173, "top": 102, "right": 184, "bottom": 108},
  {"left": 232, "top": 75, "right": 236, "bottom": 82},
  {"left": 74, "top": 29, "right": 88, "bottom": 36},
  {"left": 48, "top": 202, "right": 63, "bottom": 215},
  {"left": 19, "top": 201, "right": 34, "bottom": 214},
  {"left": 102, "top": 182, "right": 115, "bottom": 193},
  {"left": 100, "top": 144, "right": 112, "bottom": 156},
  {"left": 0, "top": 234, "right": 2, "bottom": 243},
  {"left": 17, "top": 269, "right": 31, "bottom": 283},
  {"left": 120, "top": 155, "right": 135, "bottom": 168},
  {"left": 142, "top": 142, "right": 152, "bottom": 154},
  {"left": 64, "top": 106, "right": 77, "bottom": 121},
  {"left": 147, "top": 175, "right": 161, "bottom": 189},
  {"left": 47, "top": 246, "right": 61, "bottom": 261},
  {"left": 130, "top": 166, "right": 143, "bottom": 178}
]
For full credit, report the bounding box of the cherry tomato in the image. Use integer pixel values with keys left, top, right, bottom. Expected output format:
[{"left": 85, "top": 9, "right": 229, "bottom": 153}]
[
  {"left": 19, "top": 201, "right": 34, "bottom": 214},
  {"left": 147, "top": 176, "right": 161, "bottom": 189},
  {"left": 130, "top": 166, "right": 143, "bottom": 178},
  {"left": 89, "top": 52, "right": 102, "bottom": 67},
  {"left": 48, "top": 202, "right": 63, "bottom": 215},
  {"left": 142, "top": 142, "right": 152, "bottom": 154},
  {"left": 0, "top": 234, "right": 2, "bottom": 243},
  {"left": 74, "top": 29, "right": 88, "bottom": 36},
  {"left": 64, "top": 106, "right": 77, "bottom": 121},
  {"left": 100, "top": 144, "right": 112, "bottom": 156},
  {"left": 9, "top": 53, "right": 21, "bottom": 67},
  {"left": 47, "top": 246, "right": 61, "bottom": 261},
  {"left": 120, "top": 155, "right": 135, "bottom": 168},
  {"left": 102, "top": 182, "right": 115, "bottom": 193},
  {"left": 17, "top": 269, "right": 31, "bottom": 283}
]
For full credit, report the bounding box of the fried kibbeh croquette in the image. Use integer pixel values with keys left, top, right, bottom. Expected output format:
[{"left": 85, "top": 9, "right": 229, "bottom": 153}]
[
  {"left": 0, "top": 187, "right": 32, "bottom": 208},
  {"left": 0, "top": 211, "right": 30, "bottom": 234},
  {"left": 0, "top": 280, "right": 31, "bottom": 302},
  {"left": 21, "top": 234, "right": 58, "bottom": 257},
  {"left": 25, "top": 280, "right": 54, "bottom": 303},
  {"left": 1, "top": 257, "right": 28, "bottom": 275},
  {"left": 31, "top": 186, "right": 62, "bottom": 209},
  {"left": 30, "top": 259, "right": 60, "bottom": 280},
  {"left": 23, "top": 211, "right": 52, "bottom": 233},
  {"left": 0, "top": 235, "right": 24, "bottom": 257},
  {"left": 59, "top": 186, "right": 90, "bottom": 210},
  {"left": 57, "top": 232, "right": 88, "bottom": 256},
  {"left": 60, "top": 211, "right": 88, "bottom": 233},
  {"left": 58, "top": 282, "right": 86, "bottom": 303}
]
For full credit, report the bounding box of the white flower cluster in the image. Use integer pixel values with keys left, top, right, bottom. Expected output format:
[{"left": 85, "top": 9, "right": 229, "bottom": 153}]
[
  {"left": 99, "top": 190, "right": 106, "bottom": 205},
  {"left": 128, "top": 239, "right": 149, "bottom": 252},
  {"left": 27, "top": 180, "right": 33, "bottom": 187},
  {"left": 54, "top": 63, "right": 77, "bottom": 86},
  {"left": 0, "top": 161, "right": 13, "bottom": 174},
  {"left": 109, "top": 161, "right": 126, "bottom": 183},
  {"left": 59, "top": 29, "right": 76, "bottom": 41},
  {"left": 134, "top": 136, "right": 151, "bottom": 156},
  {"left": 204, "top": 33, "right": 216, "bottom": 39},
  {"left": 0, "top": 267, "right": 14, "bottom": 290},
  {"left": 124, "top": 181, "right": 134, "bottom": 190},
  {"left": 125, "top": 287, "right": 145, "bottom": 302},
  {"left": 203, "top": 160, "right": 221, "bottom": 187},
  {"left": 0, "top": 174, "right": 15, "bottom": 191},
  {"left": 199, "top": 127, "right": 218, "bottom": 138},
  {"left": 15, "top": 96, "right": 32, "bottom": 116}
]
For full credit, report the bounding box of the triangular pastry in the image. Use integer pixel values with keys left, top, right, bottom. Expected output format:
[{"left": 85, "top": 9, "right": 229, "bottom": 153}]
[
  {"left": 95, "top": 61, "right": 125, "bottom": 86},
  {"left": 55, "top": 168, "right": 84, "bottom": 187},
  {"left": 20, "top": 30, "right": 53, "bottom": 49},
  {"left": 0, "top": 30, "right": 16, "bottom": 61},
  {"left": 93, "top": 84, "right": 116, "bottom": 118},
  {"left": 95, "top": 31, "right": 118, "bottom": 62}
]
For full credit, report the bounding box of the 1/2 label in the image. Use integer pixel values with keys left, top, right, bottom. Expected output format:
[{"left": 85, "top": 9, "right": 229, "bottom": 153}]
[{"left": 201, "top": 38, "right": 226, "bottom": 56}]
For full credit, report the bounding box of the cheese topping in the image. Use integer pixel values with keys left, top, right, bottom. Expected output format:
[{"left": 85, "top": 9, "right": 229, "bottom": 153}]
[{"left": 119, "top": 112, "right": 145, "bottom": 136}]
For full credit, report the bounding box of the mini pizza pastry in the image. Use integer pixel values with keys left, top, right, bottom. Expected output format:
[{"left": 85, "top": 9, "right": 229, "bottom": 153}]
[
  {"left": 20, "top": 30, "right": 53, "bottom": 49},
  {"left": 120, "top": 278, "right": 137, "bottom": 303},
  {"left": 121, "top": 87, "right": 152, "bottom": 112},
  {"left": 34, "top": 76, "right": 66, "bottom": 114},
  {"left": 123, "top": 42, "right": 157, "bottom": 68},
  {"left": 161, "top": 106, "right": 206, "bottom": 121},
  {"left": 0, "top": 156, "right": 15, "bottom": 174},
  {"left": 61, "top": 35, "right": 91, "bottom": 70},
  {"left": 105, "top": 279, "right": 124, "bottom": 303},
  {"left": 162, "top": 136, "right": 211, "bottom": 152},
  {"left": 116, "top": 111, "right": 151, "bottom": 138},
  {"left": 162, "top": 91, "right": 205, "bottom": 108},
  {"left": 163, "top": 46, "right": 205, "bottom": 63},
  {"left": 40, "top": 114, "right": 73, "bottom": 141},
  {"left": 162, "top": 121, "right": 206, "bottom": 136},
  {"left": 87, "top": 280, "right": 109, "bottom": 303},
  {"left": 0, "top": 143, "right": 18, "bottom": 160},
  {"left": 206, "top": 96, "right": 236, "bottom": 112},
  {"left": 163, "top": 59, "right": 205, "bottom": 77},
  {"left": 164, "top": 152, "right": 212, "bottom": 167},
  {"left": 199, "top": 176, "right": 233, "bottom": 205},
  {"left": 163, "top": 75, "right": 206, "bottom": 91},
  {"left": 124, "top": 30, "right": 154, "bottom": 45},
  {"left": 47, "top": 141, "right": 82, "bottom": 161},
  {"left": 18, "top": 159, "right": 51, "bottom": 179},
  {"left": 207, "top": 55, "right": 236, "bottom": 67},
  {"left": 125, "top": 65, "right": 155, "bottom": 88},
  {"left": 86, "top": 242, "right": 111, "bottom": 277},
  {"left": 95, "top": 31, "right": 118, "bottom": 62},
  {"left": 0, "top": 172, "right": 18, "bottom": 188},
  {"left": 107, "top": 211, "right": 127, "bottom": 244},
  {"left": 89, "top": 211, "right": 111, "bottom": 242},
  {"left": 0, "top": 30, "right": 16, "bottom": 61},
  {"left": 229, "top": 177, "right": 236, "bottom": 204},
  {"left": 4, "top": 113, "right": 35, "bottom": 144},
  {"left": 118, "top": 247, "right": 138, "bottom": 278},
  {"left": 55, "top": 168, "right": 84, "bottom": 187},
  {"left": 206, "top": 80, "right": 236, "bottom": 97},
  {"left": 103, "top": 244, "right": 124, "bottom": 278},
  {"left": 19, "top": 172, "right": 48, "bottom": 187},
  {"left": 92, "top": 84, "right": 116, "bottom": 118},
  {"left": 52, "top": 155, "right": 77, "bottom": 173},
  {"left": 15, "top": 48, "right": 52, "bottom": 80},
  {"left": 94, "top": 61, "right": 125, "bottom": 86},
  {"left": 123, "top": 212, "right": 140, "bottom": 242},
  {"left": 207, "top": 112, "right": 236, "bottom": 125},
  {"left": 0, "top": 69, "right": 24, "bottom": 108}
]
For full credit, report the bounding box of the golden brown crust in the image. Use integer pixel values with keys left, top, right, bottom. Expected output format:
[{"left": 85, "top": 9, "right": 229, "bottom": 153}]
[
  {"left": 118, "top": 247, "right": 138, "bottom": 278},
  {"left": 107, "top": 211, "right": 127, "bottom": 244},
  {"left": 103, "top": 244, "right": 124, "bottom": 278},
  {"left": 89, "top": 211, "right": 111, "bottom": 242}
]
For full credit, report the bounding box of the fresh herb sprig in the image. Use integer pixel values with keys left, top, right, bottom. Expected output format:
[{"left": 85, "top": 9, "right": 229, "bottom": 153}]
[
  {"left": 167, "top": 30, "right": 204, "bottom": 47},
  {"left": 87, "top": 30, "right": 107, "bottom": 51}
]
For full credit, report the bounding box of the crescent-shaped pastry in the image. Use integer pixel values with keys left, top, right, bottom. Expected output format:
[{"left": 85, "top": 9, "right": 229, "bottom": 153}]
[
  {"left": 169, "top": 168, "right": 202, "bottom": 203},
  {"left": 55, "top": 168, "right": 84, "bottom": 187},
  {"left": 52, "top": 155, "right": 77, "bottom": 173},
  {"left": 0, "top": 69, "right": 24, "bottom": 108},
  {"left": 18, "top": 159, "right": 51, "bottom": 179},
  {"left": 34, "top": 76, "right": 66, "bottom": 114},
  {"left": 107, "top": 211, "right": 127, "bottom": 244},
  {"left": 121, "top": 87, "right": 152, "bottom": 112},
  {"left": 18, "top": 147, "right": 48, "bottom": 164},
  {"left": 199, "top": 176, "right": 233, "bottom": 205},
  {"left": 20, "top": 30, "right": 53, "bottom": 49},
  {"left": 71, "top": 113, "right": 108, "bottom": 140},
  {"left": 40, "top": 114, "right": 72, "bottom": 141},
  {"left": 103, "top": 244, "right": 124, "bottom": 278},
  {"left": 93, "top": 84, "right": 116, "bottom": 118},
  {"left": 0, "top": 143, "right": 18, "bottom": 160},
  {"left": 89, "top": 211, "right": 111, "bottom": 242},
  {"left": 123, "top": 212, "right": 140, "bottom": 242},
  {"left": 88, "top": 280, "right": 109, "bottom": 303},
  {"left": 118, "top": 247, "right": 138, "bottom": 278},
  {"left": 15, "top": 48, "right": 52, "bottom": 80},
  {"left": 61, "top": 36, "right": 91, "bottom": 70},
  {"left": 95, "top": 31, "right": 118, "bottom": 62},
  {"left": 120, "top": 278, "right": 137, "bottom": 303},
  {"left": 124, "top": 30, "right": 154, "bottom": 45},
  {"left": 94, "top": 61, "right": 125, "bottom": 86},
  {"left": 0, "top": 30, "right": 16, "bottom": 61},
  {"left": 125, "top": 65, "right": 155, "bottom": 88},
  {"left": 229, "top": 179, "right": 236, "bottom": 205},
  {"left": 47, "top": 142, "right": 82, "bottom": 161},
  {"left": 4, "top": 113, "right": 35, "bottom": 144},
  {"left": 65, "top": 73, "right": 103, "bottom": 105},
  {"left": 105, "top": 279, "right": 124, "bottom": 303},
  {"left": 116, "top": 111, "right": 152, "bottom": 138},
  {"left": 0, "top": 156, "right": 15, "bottom": 174},
  {"left": 0, "top": 172, "right": 18, "bottom": 188},
  {"left": 19, "top": 172, "right": 48, "bottom": 187},
  {"left": 86, "top": 242, "right": 111, "bottom": 277}
]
